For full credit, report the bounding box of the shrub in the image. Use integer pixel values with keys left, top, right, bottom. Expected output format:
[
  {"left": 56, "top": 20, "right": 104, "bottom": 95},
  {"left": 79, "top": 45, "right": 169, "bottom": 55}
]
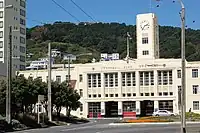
[{"left": 0, "top": 119, "right": 13, "bottom": 132}]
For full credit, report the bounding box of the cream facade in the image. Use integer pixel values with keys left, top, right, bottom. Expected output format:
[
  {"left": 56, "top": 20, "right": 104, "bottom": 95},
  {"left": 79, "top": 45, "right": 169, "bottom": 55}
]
[
  {"left": 19, "top": 13, "right": 200, "bottom": 118},
  {"left": 0, "top": 0, "right": 26, "bottom": 70}
]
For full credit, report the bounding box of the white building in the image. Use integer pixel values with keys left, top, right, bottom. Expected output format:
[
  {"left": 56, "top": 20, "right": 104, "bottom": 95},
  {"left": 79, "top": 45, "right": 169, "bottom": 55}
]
[
  {"left": 101, "top": 53, "right": 120, "bottom": 61},
  {"left": 51, "top": 49, "right": 61, "bottom": 57},
  {"left": 0, "top": 0, "right": 26, "bottom": 71},
  {"left": 19, "top": 13, "right": 200, "bottom": 118}
]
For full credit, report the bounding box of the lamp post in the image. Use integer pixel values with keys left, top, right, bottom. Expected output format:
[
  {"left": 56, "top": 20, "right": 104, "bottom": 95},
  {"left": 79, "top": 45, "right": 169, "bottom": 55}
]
[
  {"left": 5, "top": 4, "right": 13, "bottom": 124},
  {"left": 178, "top": 0, "right": 186, "bottom": 133}
]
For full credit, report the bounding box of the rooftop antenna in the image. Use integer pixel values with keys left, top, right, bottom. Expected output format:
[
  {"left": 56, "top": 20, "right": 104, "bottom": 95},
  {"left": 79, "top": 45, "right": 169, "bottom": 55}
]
[{"left": 149, "top": 0, "right": 152, "bottom": 12}]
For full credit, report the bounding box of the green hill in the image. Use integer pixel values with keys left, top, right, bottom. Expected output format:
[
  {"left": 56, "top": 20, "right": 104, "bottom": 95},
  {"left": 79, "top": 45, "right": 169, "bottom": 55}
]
[{"left": 26, "top": 22, "right": 200, "bottom": 62}]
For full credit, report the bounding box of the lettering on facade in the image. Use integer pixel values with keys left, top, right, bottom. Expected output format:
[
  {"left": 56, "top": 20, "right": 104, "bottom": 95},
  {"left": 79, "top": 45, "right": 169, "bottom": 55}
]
[
  {"left": 139, "top": 64, "right": 166, "bottom": 68},
  {"left": 102, "top": 67, "right": 119, "bottom": 70},
  {"left": 124, "top": 66, "right": 133, "bottom": 69}
]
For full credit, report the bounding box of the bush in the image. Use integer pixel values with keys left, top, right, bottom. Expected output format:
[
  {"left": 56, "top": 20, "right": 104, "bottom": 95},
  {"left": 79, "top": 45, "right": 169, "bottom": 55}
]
[
  {"left": 16, "top": 113, "right": 41, "bottom": 128},
  {"left": 0, "top": 119, "right": 13, "bottom": 132}
]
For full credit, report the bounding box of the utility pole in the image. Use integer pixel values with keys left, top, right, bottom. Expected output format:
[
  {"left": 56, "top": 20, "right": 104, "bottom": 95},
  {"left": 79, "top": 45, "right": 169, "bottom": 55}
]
[
  {"left": 68, "top": 55, "right": 70, "bottom": 86},
  {"left": 6, "top": 26, "right": 12, "bottom": 124},
  {"left": 48, "top": 43, "right": 52, "bottom": 121},
  {"left": 180, "top": 0, "right": 186, "bottom": 132},
  {"left": 126, "top": 32, "right": 131, "bottom": 63}
]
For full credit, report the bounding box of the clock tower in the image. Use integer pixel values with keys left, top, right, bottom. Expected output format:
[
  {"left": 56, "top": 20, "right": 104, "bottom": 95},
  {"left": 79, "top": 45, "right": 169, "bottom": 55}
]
[{"left": 136, "top": 13, "right": 159, "bottom": 60}]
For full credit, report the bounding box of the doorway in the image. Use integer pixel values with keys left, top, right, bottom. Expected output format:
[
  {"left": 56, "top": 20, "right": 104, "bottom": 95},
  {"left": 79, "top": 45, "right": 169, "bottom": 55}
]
[
  {"left": 140, "top": 100, "right": 154, "bottom": 117},
  {"left": 105, "top": 101, "right": 118, "bottom": 117}
]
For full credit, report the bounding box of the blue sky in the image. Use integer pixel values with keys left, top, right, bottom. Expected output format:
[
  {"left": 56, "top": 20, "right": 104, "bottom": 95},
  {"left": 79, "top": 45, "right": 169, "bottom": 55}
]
[{"left": 27, "top": 0, "right": 199, "bottom": 29}]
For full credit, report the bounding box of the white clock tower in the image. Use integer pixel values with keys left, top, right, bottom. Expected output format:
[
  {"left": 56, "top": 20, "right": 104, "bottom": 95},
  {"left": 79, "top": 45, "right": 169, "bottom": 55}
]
[{"left": 136, "top": 13, "right": 159, "bottom": 59}]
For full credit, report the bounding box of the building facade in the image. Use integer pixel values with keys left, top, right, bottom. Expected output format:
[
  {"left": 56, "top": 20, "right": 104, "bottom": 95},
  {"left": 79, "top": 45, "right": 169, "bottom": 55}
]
[
  {"left": 19, "top": 13, "right": 200, "bottom": 118},
  {"left": 0, "top": 0, "right": 26, "bottom": 71}
]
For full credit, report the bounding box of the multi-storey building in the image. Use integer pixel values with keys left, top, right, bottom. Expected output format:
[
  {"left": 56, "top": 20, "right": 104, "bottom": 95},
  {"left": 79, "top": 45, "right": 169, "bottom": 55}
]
[
  {"left": 19, "top": 13, "right": 200, "bottom": 118},
  {"left": 0, "top": 0, "right": 26, "bottom": 71}
]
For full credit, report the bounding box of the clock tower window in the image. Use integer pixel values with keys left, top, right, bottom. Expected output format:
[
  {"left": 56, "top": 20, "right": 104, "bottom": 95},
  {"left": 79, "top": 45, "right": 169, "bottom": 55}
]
[{"left": 142, "top": 37, "right": 149, "bottom": 44}]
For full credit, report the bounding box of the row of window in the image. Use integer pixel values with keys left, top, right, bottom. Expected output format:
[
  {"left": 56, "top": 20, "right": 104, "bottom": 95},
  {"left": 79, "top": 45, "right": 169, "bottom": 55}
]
[
  {"left": 178, "top": 69, "right": 199, "bottom": 78},
  {"left": 87, "top": 92, "right": 173, "bottom": 98},
  {"left": 87, "top": 71, "right": 173, "bottom": 88}
]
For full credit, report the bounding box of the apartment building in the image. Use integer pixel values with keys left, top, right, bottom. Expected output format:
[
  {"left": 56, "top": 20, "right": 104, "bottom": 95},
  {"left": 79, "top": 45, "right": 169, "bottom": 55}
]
[
  {"left": 19, "top": 13, "right": 200, "bottom": 118},
  {"left": 0, "top": 0, "right": 26, "bottom": 71}
]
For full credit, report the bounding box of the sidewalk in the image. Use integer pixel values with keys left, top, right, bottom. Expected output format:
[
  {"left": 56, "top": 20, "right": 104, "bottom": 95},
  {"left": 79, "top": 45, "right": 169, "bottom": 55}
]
[{"left": 109, "top": 121, "right": 200, "bottom": 126}]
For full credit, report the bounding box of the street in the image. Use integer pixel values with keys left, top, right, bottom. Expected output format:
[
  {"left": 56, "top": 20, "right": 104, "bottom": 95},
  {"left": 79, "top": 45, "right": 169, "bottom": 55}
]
[{"left": 12, "top": 119, "right": 200, "bottom": 133}]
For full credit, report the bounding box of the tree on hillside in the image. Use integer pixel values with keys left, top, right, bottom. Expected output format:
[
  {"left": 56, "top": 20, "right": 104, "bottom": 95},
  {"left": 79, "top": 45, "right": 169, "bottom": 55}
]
[{"left": 26, "top": 22, "right": 200, "bottom": 61}]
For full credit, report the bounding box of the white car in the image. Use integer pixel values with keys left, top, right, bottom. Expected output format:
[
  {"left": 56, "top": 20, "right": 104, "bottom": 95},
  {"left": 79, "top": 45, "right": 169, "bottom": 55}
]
[{"left": 152, "top": 110, "right": 176, "bottom": 116}]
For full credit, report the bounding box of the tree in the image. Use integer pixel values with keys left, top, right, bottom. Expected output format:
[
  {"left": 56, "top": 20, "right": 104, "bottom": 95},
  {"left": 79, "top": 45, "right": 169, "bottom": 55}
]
[
  {"left": 0, "top": 75, "right": 48, "bottom": 117},
  {"left": 51, "top": 81, "right": 81, "bottom": 118}
]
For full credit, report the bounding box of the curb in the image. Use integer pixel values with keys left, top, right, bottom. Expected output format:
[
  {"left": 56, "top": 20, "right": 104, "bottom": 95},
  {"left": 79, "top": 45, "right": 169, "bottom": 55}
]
[{"left": 109, "top": 121, "right": 200, "bottom": 126}]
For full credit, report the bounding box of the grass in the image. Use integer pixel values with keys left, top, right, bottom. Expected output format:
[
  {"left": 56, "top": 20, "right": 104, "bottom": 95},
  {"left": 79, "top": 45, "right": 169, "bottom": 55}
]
[{"left": 119, "top": 112, "right": 200, "bottom": 123}]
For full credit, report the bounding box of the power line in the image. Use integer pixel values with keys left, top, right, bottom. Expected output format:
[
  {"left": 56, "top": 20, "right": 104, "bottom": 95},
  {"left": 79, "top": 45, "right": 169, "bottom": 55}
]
[
  {"left": 70, "top": 0, "right": 97, "bottom": 23},
  {"left": 50, "top": 0, "right": 81, "bottom": 22}
]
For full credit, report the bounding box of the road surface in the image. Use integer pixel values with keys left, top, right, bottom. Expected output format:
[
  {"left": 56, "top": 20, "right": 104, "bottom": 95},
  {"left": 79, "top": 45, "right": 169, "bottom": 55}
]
[{"left": 12, "top": 119, "right": 200, "bottom": 133}]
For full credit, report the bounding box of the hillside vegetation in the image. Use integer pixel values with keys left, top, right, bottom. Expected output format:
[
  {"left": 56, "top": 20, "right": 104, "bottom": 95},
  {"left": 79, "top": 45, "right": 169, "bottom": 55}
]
[{"left": 26, "top": 22, "right": 200, "bottom": 62}]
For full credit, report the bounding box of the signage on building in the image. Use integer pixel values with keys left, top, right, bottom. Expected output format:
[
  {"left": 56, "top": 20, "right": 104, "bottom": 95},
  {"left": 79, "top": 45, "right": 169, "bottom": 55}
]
[{"left": 139, "top": 64, "right": 166, "bottom": 68}]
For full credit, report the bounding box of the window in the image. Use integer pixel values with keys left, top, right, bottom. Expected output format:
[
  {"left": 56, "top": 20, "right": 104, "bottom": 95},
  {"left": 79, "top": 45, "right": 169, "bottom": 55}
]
[
  {"left": 0, "top": 51, "right": 3, "bottom": 58},
  {"left": 126, "top": 73, "right": 131, "bottom": 86},
  {"left": 115, "top": 94, "right": 118, "bottom": 97},
  {"left": 0, "top": 31, "right": 3, "bottom": 38},
  {"left": 142, "top": 37, "right": 148, "bottom": 44},
  {"left": 20, "top": 0, "right": 26, "bottom": 8},
  {"left": 20, "top": 9, "right": 26, "bottom": 17},
  {"left": 192, "top": 69, "right": 198, "bottom": 78},
  {"left": 122, "top": 73, "right": 125, "bottom": 86},
  {"left": 177, "top": 70, "right": 181, "bottom": 78},
  {"left": 159, "top": 100, "right": 173, "bottom": 112},
  {"left": 0, "top": 2, "right": 3, "bottom": 8},
  {"left": 92, "top": 75, "right": 97, "bottom": 87},
  {"left": 79, "top": 74, "right": 83, "bottom": 82},
  {"left": 142, "top": 50, "right": 149, "bottom": 55},
  {"left": 20, "top": 36, "right": 25, "bottom": 44},
  {"left": 104, "top": 73, "right": 118, "bottom": 87},
  {"left": 20, "top": 18, "right": 25, "bottom": 25},
  {"left": 56, "top": 76, "right": 61, "bottom": 83},
  {"left": 127, "top": 93, "right": 131, "bottom": 97},
  {"left": 80, "top": 104, "right": 83, "bottom": 112},
  {"left": 123, "top": 101, "right": 136, "bottom": 112},
  {"left": 87, "top": 73, "right": 101, "bottom": 88},
  {"left": 158, "top": 70, "right": 173, "bottom": 85},
  {"left": 139, "top": 71, "right": 154, "bottom": 86},
  {"left": 20, "top": 55, "right": 25, "bottom": 62},
  {"left": 97, "top": 74, "right": 101, "bottom": 87},
  {"left": 193, "top": 85, "right": 198, "bottom": 94},
  {"left": 193, "top": 101, "right": 199, "bottom": 110},
  {"left": 79, "top": 89, "right": 83, "bottom": 97},
  {"left": 20, "top": 27, "right": 25, "bottom": 35},
  {"left": 20, "top": 46, "right": 25, "bottom": 53},
  {"left": 0, "top": 21, "right": 3, "bottom": 28},
  {"left": 0, "top": 41, "right": 3, "bottom": 48},
  {"left": 178, "top": 86, "right": 182, "bottom": 110},
  {"left": 0, "top": 11, "right": 3, "bottom": 18}
]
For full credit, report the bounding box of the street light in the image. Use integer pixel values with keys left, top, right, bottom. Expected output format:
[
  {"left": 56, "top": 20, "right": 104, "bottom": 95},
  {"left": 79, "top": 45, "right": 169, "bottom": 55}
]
[
  {"left": 5, "top": 4, "right": 13, "bottom": 124},
  {"left": 177, "top": 0, "right": 186, "bottom": 133}
]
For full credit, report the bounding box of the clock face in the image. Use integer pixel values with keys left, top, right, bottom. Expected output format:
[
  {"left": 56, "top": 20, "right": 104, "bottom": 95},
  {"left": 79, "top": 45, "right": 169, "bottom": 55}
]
[{"left": 140, "top": 20, "right": 150, "bottom": 31}]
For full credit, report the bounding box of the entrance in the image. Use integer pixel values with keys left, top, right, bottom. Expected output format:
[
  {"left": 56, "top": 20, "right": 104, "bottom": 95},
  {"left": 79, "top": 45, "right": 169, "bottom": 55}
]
[
  {"left": 105, "top": 101, "right": 118, "bottom": 117},
  {"left": 140, "top": 100, "right": 154, "bottom": 116}
]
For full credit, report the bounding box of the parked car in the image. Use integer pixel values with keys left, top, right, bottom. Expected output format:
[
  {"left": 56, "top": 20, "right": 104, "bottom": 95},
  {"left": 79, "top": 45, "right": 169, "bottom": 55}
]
[{"left": 152, "top": 110, "right": 176, "bottom": 116}]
